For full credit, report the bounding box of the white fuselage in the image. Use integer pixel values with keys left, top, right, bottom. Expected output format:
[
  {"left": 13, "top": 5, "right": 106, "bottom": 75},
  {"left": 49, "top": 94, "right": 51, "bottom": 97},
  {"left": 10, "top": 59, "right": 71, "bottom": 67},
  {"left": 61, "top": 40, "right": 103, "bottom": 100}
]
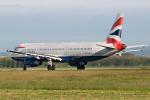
[{"left": 11, "top": 42, "right": 119, "bottom": 63}]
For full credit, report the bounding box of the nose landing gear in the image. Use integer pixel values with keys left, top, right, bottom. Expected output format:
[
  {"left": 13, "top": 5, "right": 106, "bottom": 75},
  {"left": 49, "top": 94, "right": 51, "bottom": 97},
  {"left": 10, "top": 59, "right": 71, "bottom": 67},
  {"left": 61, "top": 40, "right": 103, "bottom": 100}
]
[{"left": 47, "top": 59, "right": 55, "bottom": 70}]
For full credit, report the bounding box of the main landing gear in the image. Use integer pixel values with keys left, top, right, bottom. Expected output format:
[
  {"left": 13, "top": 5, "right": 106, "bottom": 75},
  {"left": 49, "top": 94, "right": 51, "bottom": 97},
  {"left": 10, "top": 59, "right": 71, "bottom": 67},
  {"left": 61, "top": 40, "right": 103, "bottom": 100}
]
[
  {"left": 22, "top": 65, "right": 27, "bottom": 71},
  {"left": 47, "top": 59, "right": 55, "bottom": 70},
  {"left": 77, "top": 62, "right": 85, "bottom": 70},
  {"left": 47, "top": 65, "right": 55, "bottom": 70}
]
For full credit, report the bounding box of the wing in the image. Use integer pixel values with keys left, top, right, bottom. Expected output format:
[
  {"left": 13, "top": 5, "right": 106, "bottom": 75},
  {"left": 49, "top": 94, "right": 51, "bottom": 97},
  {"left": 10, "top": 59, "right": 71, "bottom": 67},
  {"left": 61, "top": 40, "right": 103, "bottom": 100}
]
[
  {"left": 7, "top": 50, "right": 62, "bottom": 61},
  {"left": 115, "top": 44, "right": 148, "bottom": 56}
]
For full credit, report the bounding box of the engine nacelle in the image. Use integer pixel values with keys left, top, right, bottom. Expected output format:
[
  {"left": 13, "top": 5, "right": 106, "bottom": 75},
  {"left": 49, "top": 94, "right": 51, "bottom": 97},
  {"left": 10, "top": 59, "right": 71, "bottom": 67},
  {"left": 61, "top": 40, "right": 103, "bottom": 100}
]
[
  {"left": 69, "top": 62, "right": 79, "bottom": 66},
  {"left": 24, "top": 57, "right": 42, "bottom": 67},
  {"left": 69, "top": 62, "right": 87, "bottom": 66},
  {"left": 115, "top": 43, "right": 127, "bottom": 50}
]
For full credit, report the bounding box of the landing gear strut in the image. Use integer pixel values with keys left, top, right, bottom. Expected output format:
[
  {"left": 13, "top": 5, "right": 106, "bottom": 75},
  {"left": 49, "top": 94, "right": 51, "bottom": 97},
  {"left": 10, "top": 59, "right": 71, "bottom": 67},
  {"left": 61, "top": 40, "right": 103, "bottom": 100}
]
[{"left": 47, "top": 59, "right": 55, "bottom": 70}]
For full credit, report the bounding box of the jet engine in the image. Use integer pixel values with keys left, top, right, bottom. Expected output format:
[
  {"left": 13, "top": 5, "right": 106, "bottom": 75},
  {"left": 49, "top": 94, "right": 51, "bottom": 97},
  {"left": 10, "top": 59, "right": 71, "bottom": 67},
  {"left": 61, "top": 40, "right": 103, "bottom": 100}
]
[
  {"left": 24, "top": 57, "right": 42, "bottom": 67},
  {"left": 69, "top": 62, "right": 87, "bottom": 66},
  {"left": 69, "top": 62, "right": 79, "bottom": 66}
]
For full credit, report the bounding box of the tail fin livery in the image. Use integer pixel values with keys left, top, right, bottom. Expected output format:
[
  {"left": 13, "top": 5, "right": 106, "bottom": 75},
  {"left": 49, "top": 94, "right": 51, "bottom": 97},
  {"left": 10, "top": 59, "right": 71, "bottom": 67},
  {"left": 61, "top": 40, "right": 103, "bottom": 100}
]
[
  {"left": 106, "top": 13, "right": 124, "bottom": 44},
  {"left": 106, "top": 13, "right": 126, "bottom": 50}
]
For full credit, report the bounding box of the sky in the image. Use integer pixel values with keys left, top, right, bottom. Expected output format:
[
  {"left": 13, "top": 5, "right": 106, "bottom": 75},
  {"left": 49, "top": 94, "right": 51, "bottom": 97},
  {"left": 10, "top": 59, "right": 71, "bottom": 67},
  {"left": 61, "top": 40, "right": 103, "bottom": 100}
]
[{"left": 0, "top": 0, "right": 150, "bottom": 52}]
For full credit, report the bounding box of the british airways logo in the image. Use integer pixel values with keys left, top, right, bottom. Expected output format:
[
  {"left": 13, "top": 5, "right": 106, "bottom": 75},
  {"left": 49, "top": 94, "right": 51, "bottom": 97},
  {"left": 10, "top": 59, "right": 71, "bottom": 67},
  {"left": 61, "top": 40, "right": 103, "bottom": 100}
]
[{"left": 15, "top": 46, "right": 25, "bottom": 51}]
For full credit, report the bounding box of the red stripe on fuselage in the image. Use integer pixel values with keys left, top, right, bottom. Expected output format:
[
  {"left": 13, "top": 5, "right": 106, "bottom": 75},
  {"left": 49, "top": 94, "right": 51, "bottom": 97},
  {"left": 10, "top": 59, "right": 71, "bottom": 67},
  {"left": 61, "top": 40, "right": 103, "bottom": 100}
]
[
  {"left": 17, "top": 46, "right": 25, "bottom": 48},
  {"left": 111, "top": 17, "right": 123, "bottom": 31}
]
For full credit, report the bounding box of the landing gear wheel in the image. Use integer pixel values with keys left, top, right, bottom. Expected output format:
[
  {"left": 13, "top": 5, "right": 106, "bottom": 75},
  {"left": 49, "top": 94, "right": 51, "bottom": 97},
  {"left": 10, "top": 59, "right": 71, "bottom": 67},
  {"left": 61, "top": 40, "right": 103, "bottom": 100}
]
[
  {"left": 22, "top": 66, "right": 27, "bottom": 71},
  {"left": 77, "top": 64, "right": 85, "bottom": 70},
  {"left": 47, "top": 65, "right": 55, "bottom": 70},
  {"left": 47, "top": 65, "right": 52, "bottom": 70},
  {"left": 52, "top": 65, "right": 55, "bottom": 70}
]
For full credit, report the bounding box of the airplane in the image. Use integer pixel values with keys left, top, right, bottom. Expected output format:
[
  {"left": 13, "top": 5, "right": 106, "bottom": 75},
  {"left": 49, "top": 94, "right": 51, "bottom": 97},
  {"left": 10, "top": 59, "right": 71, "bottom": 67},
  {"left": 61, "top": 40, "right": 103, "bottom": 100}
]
[{"left": 7, "top": 13, "right": 147, "bottom": 70}]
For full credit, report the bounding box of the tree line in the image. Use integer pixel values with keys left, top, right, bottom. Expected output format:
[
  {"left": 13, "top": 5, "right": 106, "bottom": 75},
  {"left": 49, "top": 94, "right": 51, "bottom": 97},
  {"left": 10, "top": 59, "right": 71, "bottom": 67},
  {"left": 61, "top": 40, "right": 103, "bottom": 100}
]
[
  {"left": 88, "top": 55, "right": 150, "bottom": 67},
  {"left": 1, "top": 55, "right": 150, "bottom": 68},
  {"left": 0, "top": 57, "right": 23, "bottom": 68}
]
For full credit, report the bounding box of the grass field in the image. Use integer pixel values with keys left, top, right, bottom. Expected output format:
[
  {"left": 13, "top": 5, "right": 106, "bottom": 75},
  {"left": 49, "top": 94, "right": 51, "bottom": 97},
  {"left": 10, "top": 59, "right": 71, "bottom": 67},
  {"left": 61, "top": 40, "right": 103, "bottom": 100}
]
[
  {"left": 0, "top": 68, "right": 150, "bottom": 99},
  {"left": 1, "top": 65, "right": 150, "bottom": 71}
]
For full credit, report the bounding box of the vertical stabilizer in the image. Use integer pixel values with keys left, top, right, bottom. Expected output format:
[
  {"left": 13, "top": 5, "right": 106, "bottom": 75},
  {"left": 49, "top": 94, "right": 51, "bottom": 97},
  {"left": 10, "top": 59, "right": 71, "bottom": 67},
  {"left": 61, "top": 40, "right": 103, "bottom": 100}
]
[
  {"left": 106, "top": 13, "right": 126, "bottom": 50},
  {"left": 106, "top": 13, "right": 124, "bottom": 45}
]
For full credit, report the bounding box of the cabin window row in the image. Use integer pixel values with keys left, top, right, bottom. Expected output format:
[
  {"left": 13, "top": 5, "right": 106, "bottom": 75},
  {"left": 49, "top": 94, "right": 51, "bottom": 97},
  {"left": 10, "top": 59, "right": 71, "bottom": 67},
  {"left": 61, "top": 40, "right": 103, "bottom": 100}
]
[{"left": 21, "top": 48, "right": 92, "bottom": 51}]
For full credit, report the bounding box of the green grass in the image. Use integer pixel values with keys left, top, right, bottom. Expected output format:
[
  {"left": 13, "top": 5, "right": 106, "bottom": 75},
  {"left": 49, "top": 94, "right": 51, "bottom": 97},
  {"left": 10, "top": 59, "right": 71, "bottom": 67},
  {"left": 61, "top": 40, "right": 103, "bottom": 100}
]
[
  {"left": 1, "top": 90, "right": 150, "bottom": 100},
  {"left": 1, "top": 65, "right": 150, "bottom": 71},
  {"left": 1, "top": 69, "right": 150, "bottom": 99}
]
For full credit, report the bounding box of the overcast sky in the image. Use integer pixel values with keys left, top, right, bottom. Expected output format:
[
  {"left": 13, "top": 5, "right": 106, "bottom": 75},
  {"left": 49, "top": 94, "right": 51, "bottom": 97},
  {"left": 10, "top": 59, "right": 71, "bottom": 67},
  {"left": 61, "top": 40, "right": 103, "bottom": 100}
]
[{"left": 0, "top": 0, "right": 150, "bottom": 52}]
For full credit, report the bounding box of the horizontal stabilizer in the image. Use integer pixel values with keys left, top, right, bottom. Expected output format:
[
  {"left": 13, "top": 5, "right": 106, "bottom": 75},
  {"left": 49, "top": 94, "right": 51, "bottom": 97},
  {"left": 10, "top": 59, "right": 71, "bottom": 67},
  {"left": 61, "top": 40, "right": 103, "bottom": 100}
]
[{"left": 126, "top": 44, "right": 148, "bottom": 49}]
